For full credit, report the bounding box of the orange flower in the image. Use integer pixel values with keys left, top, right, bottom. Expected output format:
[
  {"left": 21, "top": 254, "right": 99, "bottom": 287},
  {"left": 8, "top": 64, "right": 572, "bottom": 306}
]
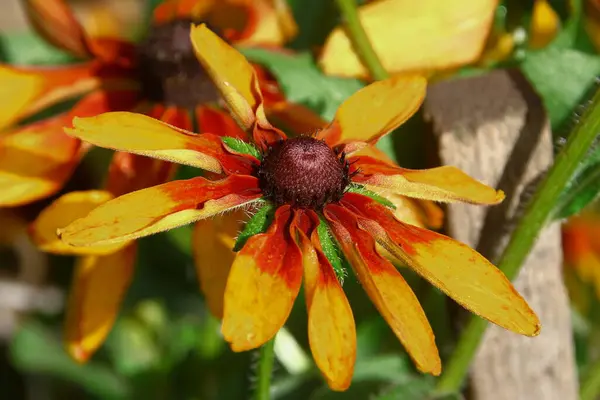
[
  {"left": 20, "top": 0, "right": 295, "bottom": 362},
  {"left": 60, "top": 25, "right": 540, "bottom": 390},
  {"left": 1, "top": 0, "right": 295, "bottom": 207}
]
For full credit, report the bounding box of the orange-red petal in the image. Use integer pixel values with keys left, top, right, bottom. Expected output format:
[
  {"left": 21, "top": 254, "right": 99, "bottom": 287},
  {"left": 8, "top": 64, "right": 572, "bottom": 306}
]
[
  {"left": 196, "top": 105, "right": 248, "bottom": 140},
  {"left": 324, "top": 204, "right": 441, "bottom": 375},
  {"left": 222, "top": 206, "right": 303, "bottom": 351},
  {"left": 351, "top": 156, "right": 504, "bottom": 205},
  {"left": 23, "top": 0, "right": 91, "bottom": 58},
  {"left": 66, "top": 112, "right": 247, "bottom": 174},
  {"left": 105, "top": 152, "right": 175, "bottom": 198},
  {"left": 59, "top": 175, "right": 260, "bottom": 246},
  {"left": 193, "top": 209, "right": 247, "bottom": 318},
  {"left": 294, "top": 210, "right": 356, "bottom": 391},
  {"left": 317, "top": 75, "right": 426, "bottom": 146},
  {"left": 65, "top": 244, "right": 136, "bottom": 362},
  {"left": 344, "top": 193, "right": 541, "bottom": 337}
]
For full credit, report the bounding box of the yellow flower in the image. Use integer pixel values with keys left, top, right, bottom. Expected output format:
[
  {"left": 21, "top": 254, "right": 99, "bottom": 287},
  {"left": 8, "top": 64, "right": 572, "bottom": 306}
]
[{"left": 59, "top": 25, "right": 540, "bottom": 390}]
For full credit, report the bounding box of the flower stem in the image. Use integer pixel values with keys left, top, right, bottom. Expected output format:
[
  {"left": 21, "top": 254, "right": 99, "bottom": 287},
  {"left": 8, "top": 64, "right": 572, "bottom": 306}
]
[
  {"left": 581, "top": 357, "right": 600, "bottom": 400},
  {"left": 334, "top": 0, "right": 389, "bottom": 81},
  {"left": 254, "top": 338, "right": 276, "bottom": 400},
  {"left": 435, "top": 87, "right": 600, "bottom": 393}
]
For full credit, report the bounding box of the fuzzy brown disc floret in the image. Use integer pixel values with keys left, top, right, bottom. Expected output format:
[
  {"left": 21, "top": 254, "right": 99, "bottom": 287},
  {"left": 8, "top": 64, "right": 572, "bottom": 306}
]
[
  {"left": 136, "top": 19, "right": 220, "bottom": 108},
  {"left": 257, "top": 137, "right": 351, "bottom": 208}
]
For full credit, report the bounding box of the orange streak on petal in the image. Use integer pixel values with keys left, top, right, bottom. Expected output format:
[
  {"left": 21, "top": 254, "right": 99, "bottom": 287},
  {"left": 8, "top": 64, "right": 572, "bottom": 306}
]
[
  {"left": 160, "top": 106, "right": 193, "bottom": 131},
  {"left": 59, "top": 175, "right": 260, "bottom": 246},
  {"left": 222, "top": 206, "right": 303, "bottom": 351},
  {"left": 65, "top": 244, "right": 136, "bottom": 362},
  {"left": 294, "top": 211, "right": 356, "bottom": 391},
  {"left": 344, "top": 193, "right": 541, "bottom": 337},
  {"left": 324, "top": 204, "right": 441, "bottom": 375},
  {"left": 197, "top": 105, "right": 248, "bottom": 140}
]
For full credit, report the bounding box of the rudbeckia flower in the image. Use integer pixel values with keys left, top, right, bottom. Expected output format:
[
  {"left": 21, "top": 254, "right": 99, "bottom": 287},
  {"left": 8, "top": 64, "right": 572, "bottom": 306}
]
[
  {"left": 0, "top": 0, "right": 295, "bottom": 207},
  {"left": 59, "top": 25, "right": 540, "bottom": 390},
  {"left": 19, "top": 0, "right": 296, "bottom": 362}
]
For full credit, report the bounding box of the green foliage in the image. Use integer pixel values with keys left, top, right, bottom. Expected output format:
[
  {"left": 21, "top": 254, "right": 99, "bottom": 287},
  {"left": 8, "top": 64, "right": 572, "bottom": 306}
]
[
  {"left": 317, "top": 216, "right": 348, "bottom": 283},
  {"left": 233, "top": 201, "right": 274, "bottom": 251},
  {"left": 0, "top": 32, "right": 74, "bottom": 65},
  {"left": 240, "top": 48, "right": 364, "bottom": 121},
  {"left": 221, "top": 136, "right": 262, "bottom": 159},
  {"left": 346, "top": 184, "right": 396, "bottom": 209}
]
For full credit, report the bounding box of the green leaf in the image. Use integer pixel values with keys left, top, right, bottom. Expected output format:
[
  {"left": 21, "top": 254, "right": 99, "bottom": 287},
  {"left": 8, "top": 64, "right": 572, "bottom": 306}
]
[
  {"left": 286, "top": 0, "right": 339, "bottom": 51},
  {"left": 221, "top": 136, "right": 261, "bottom": 160},
  {"left": 347, "top": 184, "right": 396, "bottom": 209},
  {"left": 553, "top": 145, "right": 600, "bottom": 219},
  {"left": 521, "top": 3, "right": 600, "bottom": 131},
  {"left": 317, "top": 216, "right": 348, "bottom": 283},
  {"left": 10, "top": 320, "right": 130, "bottom": 399},
  {"left": 373, "top": 375, "right": 435, "bottom": 400},
  {"left": 0, "top": 31, "right": 73, "bottom": 65},
  {"left": 233, "top": 201, "right": 273, "bottom": 251},
  {"left": 240, "top": 48, "right": 364, "bottom": 121}
]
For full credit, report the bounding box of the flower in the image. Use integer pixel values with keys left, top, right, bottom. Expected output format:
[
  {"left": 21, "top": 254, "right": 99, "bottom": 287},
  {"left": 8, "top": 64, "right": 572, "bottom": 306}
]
[
  {"left": 59, "top": 25, "right": 541, "bottom": 391},
  {"left": 0, "top": 0, "right": 295, "bottom": 207},
  {"left": 20, "top": 0, "right": 296, "bottom": 362}
]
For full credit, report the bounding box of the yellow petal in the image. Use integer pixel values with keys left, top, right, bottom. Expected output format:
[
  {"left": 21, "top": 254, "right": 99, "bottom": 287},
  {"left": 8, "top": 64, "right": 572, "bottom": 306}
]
[
  {"left": 66, "top": 112, "right": 224, "bottom": 173},
  {"left": 30, "top": 191, "right": 129, "bottom": 256},
  {"left": 529, "top": 0, "right": 560, "bottom": 49},
  {"left": 193, "top": 210, "right": 247, "bottom": 319},
  {"left": 347, "top": 194, "right": 541, "bottom": 337},
  {"left": 222, "top": 206, "right": 303, "bottom": 351},
  {"left": 65, "top": 245, "right": 136, "bottom": 362},
  {"left": 59, "top": 175, "right": 260, "bottom": 246},
  {"left": 325, "top": 204, "right": 441, "bottom": 375},
  {"left": 319, "top": 0, "right": 496, "bottom": 78},
  {"left": 300, "top": 228, "right": 356, "bottom": 391},
  {"left": 0, "top": 66, "right": 45, "bottom": 130},
  {"left": 23, "top": 0, "right": 91, "bottom": 58},
  {"left": 353, "top": 157, "right": 504, "bottom": 205},
  {"left": 0, "top": 117, "right": 80, "bottom": 207},
  {"left": 237, "top": 0, "right": 297, "bottom": 46},
  {"left": 317, "top": 75, "right": 426, "bottom": 145},
  {"left": 190, "top": 24, "right": 261, "bottom": 130}
]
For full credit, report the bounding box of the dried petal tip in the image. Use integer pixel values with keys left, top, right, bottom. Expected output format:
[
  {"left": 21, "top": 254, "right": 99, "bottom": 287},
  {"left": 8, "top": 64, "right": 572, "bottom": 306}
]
[{"left": 257, "top": 137, "right": 351, "bottom": 208}]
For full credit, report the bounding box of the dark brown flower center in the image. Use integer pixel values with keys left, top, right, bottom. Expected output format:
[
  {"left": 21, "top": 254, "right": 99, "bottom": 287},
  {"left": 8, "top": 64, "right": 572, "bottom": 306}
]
[
  {"left": 135, "top": 19, "right": 220, "bottom": 109},
  {"left": 257, "top": 137, "right": 351, "bottom": 209}
]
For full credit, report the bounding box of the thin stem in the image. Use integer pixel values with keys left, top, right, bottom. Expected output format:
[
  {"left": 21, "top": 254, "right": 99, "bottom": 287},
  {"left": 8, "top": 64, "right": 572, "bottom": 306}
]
[
  {"left": 436, "top": 87, "right": 600, "bottom": 393},
  {"left": 254, "top": 338, "right": 276, "bottom": 400},
  {"left": 334, "top": 0, "right": 389, "bottom": 81},
  {"left": 581, "top": 357, "right": 600, "bottom": 400}
]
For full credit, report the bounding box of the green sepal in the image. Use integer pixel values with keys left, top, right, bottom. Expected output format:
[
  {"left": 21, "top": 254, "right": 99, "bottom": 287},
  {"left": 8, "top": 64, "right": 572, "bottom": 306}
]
[
  {"left": 233, "top": 201, "right": 274, "bottom": 251},
  {"left": 316, "top": 216, "right": 348, "bottom": 284},
  {"left": 221, "top": 137, "right": 262, "bottom": 160},
  {"left": 346, "top": 184, "right": 396, "bottom": 209}
]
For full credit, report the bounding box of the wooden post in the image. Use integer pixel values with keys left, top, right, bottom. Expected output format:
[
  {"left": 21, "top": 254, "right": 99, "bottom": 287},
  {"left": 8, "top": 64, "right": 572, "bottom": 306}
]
[{"left": 424, "top": 70, "right": 578, "bottom": 400}]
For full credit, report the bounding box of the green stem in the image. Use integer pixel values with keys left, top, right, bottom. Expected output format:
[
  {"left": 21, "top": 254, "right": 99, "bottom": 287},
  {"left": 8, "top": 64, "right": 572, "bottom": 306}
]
[
  {"left": 334, "top": 0, "right": 389, "bottom": 81},
  {"left": 581, "top": 357, "right": 600, "bottom": 400},
  {"left": 254, "top": 338, "right": 276, "bottom": 400},
  {"left": 436, "top": 88, "right": 600, "bottom": 393}
]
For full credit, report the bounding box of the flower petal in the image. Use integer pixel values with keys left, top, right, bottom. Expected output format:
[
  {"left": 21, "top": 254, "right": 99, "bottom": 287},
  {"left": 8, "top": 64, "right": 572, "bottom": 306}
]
[
  {"left": 66, "top": 112, "right": 227, "bottom": 173},
  {"left": 24, "top": 0, "right": 91, "bottom": 58},
  {"left": 30, "top": 191, "right": 129, "bottom": 255},
  {"left": 197, "top": 105, "right": 248, "bottom": 140},
  {"left": 294, "top": 210, "right": 356, "bottom": 391},
  {"left": 59, "top": 175, "right": 260, "bottom": 246},
  {"left": 351, "top": 156, "right": 504, "bottom": 205},
  {"left": 236, "top": 0, "right": 297, "bottom": 46},
  {"left": 193, "top": 210, "right": 247, "bottom": 318},
  {"left": 0, "top": 116, "right": 80, "bottom": 207},
  {"left": 0, "top": 66, "right": 45, "bottom": 130},
  {"left": 105, "top": 152, "right": 175, "bottom": 198},
  {"left": 324, "top": 204, "right": 441, "bottom": 375},
  {"left": 190, "top": 24, "right": 261, "bottom": 130},
  {"left": 319, "top": 0, "right": 496, "bottom": 78},
  {"left": 344, "top": 193, "right": 541, "bottom": 337},
  {"left": 529, "top": 0, "right": 560, "bottom": 49},
  {"left": 317, "top": 75, "right": 426, "bottom": 146},
  {"left": 222, "top": 206, "right": 303, "bottom": 351},
  {"left": 65, "top": 245, "right": 136, "bottom": 362}
]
